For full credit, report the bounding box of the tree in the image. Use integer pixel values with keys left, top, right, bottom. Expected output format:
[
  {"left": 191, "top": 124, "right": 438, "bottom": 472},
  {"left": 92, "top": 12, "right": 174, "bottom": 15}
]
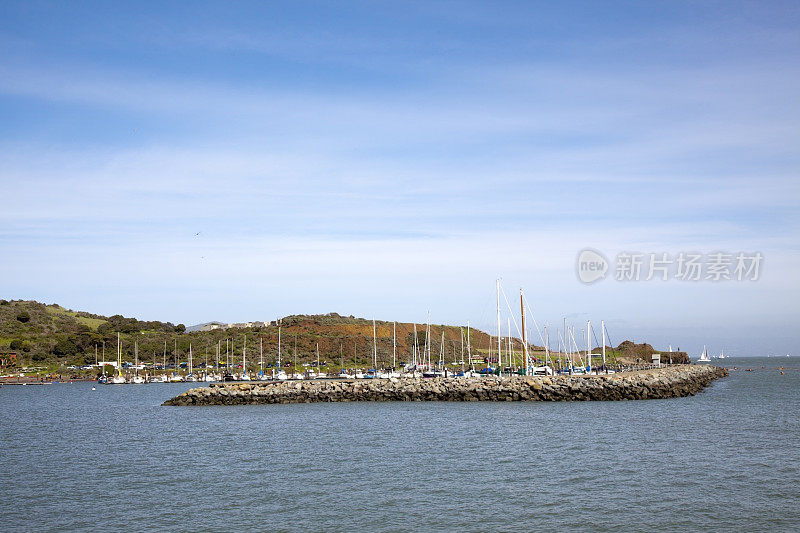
[
  {"left": 10, "top": 339, "right": 31, "bottom": 352},
  {"left": 53, "top": 338, "right": 78, "bottom": 357},
  {"left": 174, "top": 324, "right": 186, "bottom": 333}
]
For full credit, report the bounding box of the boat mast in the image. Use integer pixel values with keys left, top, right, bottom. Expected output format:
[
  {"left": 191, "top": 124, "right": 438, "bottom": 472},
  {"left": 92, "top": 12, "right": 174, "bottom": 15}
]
[
  {"left": 260, "top": 337, "right": 263, "bottom": 375},
  {"left": 425, "top": 312, "right": 431, "bottom": 369},
  {"left": 520, "top": 288, "right": 527, "bottom": 375},
  {"left": 413, "top": 323, "right": 418, "bottom": 368},
  {"left": 440, "top": 330, "right": 445, "bottom": 369},
  {"left": 601, "top": 320, "right": 606, "bottom": 372},
  {"left": 372, "top": 318, "right": 378, "bottom": 371},
  {"left": 507, "top": 317, "right": 511, "bottom": 371},
  {"left": 586, "top": 320, "right": 591, "bottom": 372},
  {"left": 544, "top": 324, "right": 549, "bottom": 369},
  {"left": 189, "top": 343, "right": 193, "bottom": 376},
  {"left": 467, "top": 321, "right": 472, "bottom": 372},
  {"left": 496, "top": 279, "right": 501, "bottom": 374},
  {"left": 460, "top": 327, "right": 464, "bottom": 373},
  {"left": 277, "top": 320, "right": 282, "bottom": 369},
  {"left": 392, "top": 322, "right": 396, "bottom": 370},
  {"left": 117, "top": 332, "right": 122, "bottom": 377},
  {"left": 242, "top": 335, "right": 246, "bottom": 377}
]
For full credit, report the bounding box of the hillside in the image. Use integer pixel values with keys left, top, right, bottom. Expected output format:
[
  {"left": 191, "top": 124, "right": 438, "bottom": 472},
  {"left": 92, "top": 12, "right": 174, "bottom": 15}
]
[
  {"left": 0, "top": 299, "right": 683, "bottom": 373},
  {"left": 0, "top": 301, "right": 499, "bottom": 371}
]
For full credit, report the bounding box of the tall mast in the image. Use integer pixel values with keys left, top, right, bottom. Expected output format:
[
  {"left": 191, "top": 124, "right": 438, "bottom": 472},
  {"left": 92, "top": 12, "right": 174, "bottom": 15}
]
[
  {"left": 425, "top": 312, "right": 431, "bottom": 368},
  {"left": 563, "top": 317, "right": 568, "bottom": 372},
  {"left": 467, "top": 321, "right": 472, "bottom": 371},
  {"left": 544, "top": 324, "right": 549, "bottom": 369},
  {"left": 117, "top": 332, "right": 122, "bottom": 377},
  {"left": 372, "top": 318, "right": 378, "bottom": 371},
  {"left": 413, "top": 323, "right": 418, "bottom": 368},
  {"left": 163, "top": 340, "right": 166, "bottom": 373},
  {"left": 242, "top": 335, "right": 246, "bottom": 376},
  {"left": 277, "top": 320, "right": 282, "bottom": 369},
  {"left": 392, "top": 322, "right": 396, "bottom": 370},
  {"left": 316, "top": 342, "right": 319, "bottom": 371},
  {"left": 496, "top": 279, "right": 501, "bottom": 374},
  {"left": 439, "top": 330, "right": 445, "bottom": 368},
  {"left": 189, "top": 343, "right": 192, "bottom": 376},
  {"left": 507, "top": 317, "right": 511, "bottom": 370},
  {"left": 520, "top": 288, "right": 527, "bottom": 375},
  {"left": 586, "top": 320, "right": 591, "bottom": 372},
  {"left": 601, "top": 320, "right": 606, "bottom": 372},
  {"left": 460, "top": 327, "right": 464, "bottom": 372},
  {"left": 260, "top": 337, "right": 263, "bottom": 374}
]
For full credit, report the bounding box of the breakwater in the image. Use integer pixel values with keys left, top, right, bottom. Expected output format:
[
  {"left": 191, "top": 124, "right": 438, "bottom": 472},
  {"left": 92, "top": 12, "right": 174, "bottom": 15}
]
[{"left": 163, "top": 364, "right": 726, "bottom": 405}]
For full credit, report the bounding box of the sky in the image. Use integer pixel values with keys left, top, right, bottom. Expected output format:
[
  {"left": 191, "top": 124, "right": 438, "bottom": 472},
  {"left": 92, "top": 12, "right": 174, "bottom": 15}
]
[{"left": 1, "top": 1, "right": 798, "bottom": 356}]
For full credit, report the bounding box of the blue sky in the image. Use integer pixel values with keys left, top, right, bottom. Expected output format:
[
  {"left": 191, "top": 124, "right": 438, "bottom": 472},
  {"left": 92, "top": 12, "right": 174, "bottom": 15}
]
[{"left": 1, "top": 1, "right": 798, "bottom": 356}]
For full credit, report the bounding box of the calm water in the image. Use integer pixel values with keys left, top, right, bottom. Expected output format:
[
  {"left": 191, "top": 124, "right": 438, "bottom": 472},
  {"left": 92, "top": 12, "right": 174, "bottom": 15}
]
[{"left": 2, "top": 358, "right": 799, "bottom": 532}]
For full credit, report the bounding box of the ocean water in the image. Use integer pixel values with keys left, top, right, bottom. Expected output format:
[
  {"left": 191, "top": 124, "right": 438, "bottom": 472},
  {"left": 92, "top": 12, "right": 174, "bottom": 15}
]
[{"left": 1, "top": 358, "right": 798, "bottom": 532}]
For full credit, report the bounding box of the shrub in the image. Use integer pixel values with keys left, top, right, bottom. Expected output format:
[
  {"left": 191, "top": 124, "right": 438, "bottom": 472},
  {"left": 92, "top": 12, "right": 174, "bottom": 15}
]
[{"left": 16, "top": 311, "right": 31, "bottom": 323}]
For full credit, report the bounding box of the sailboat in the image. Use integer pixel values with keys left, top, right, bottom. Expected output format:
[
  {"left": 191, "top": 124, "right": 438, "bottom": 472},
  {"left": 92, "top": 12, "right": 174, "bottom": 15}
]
[
  {"left": 185, "top": 344, "right": 197, "bottom": 382},
  {"left": 131, "top": 341, "right": 146, "bottom": 383},
  {"left": 110, "top": 333, "right": 127, "bottom": 384},
  {"left": 698, "top": 345, "right": 711, "bottom": 362},
  {"left": 717, "top": 349, "right": 727, "bottom": 360},
  {"left": 273, "top": 320, "right": 288, "bottom": 380},
  {"left": 239, "top": 335, "right": 251, "bottom": 380}
]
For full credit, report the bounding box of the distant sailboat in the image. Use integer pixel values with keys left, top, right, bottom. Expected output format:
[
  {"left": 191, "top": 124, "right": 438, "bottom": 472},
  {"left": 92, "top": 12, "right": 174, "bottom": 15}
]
[
  {"left": 698, "top": 345, "right": 711, "bottom": 363},
  {"left": 274, "top": 319, "right": 288, "bottom": 380},
  {"left": 717, "top": 349, "right": 727, "bottom": 360},
  {"left": 110, "top": 333, "right": 127, "bottom": 384}
]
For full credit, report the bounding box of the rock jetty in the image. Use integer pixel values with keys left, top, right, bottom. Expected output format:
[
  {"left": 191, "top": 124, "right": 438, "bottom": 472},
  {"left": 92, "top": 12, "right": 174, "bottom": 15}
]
[{"left": 163, "top": 364, "right": 726, "bottom": 406}]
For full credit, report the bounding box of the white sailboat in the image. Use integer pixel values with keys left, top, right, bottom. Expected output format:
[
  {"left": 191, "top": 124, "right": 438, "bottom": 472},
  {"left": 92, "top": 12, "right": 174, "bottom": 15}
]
[
  {"left": 698, "top": 345, "right": 711, "bottom": 362},
  {"left": 240, "top": 335, "right": 251, "bottom": 380},
  {"left": 273, "top": 319, "right": 288, "bottom": 380},
  {"left": 131, "top": 341, "right": 146, "bottom": 383}
]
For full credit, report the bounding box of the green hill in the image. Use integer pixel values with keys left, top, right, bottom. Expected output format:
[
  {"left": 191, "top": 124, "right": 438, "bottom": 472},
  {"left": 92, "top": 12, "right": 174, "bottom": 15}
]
[{"left": 0, "top": 299, "right": 684, "bottom": 376}]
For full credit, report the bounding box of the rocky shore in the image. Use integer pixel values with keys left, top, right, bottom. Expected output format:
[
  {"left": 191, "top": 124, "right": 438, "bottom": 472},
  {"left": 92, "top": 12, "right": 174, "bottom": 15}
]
[{"left": 163, "top": 364, "right": 726, "bottom": 406}]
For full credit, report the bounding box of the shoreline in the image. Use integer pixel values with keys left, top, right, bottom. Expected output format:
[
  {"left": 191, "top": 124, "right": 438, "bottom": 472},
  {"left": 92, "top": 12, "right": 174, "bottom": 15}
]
[{"left": 163, "top": 364, "right": 727, "bottom": 405}]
